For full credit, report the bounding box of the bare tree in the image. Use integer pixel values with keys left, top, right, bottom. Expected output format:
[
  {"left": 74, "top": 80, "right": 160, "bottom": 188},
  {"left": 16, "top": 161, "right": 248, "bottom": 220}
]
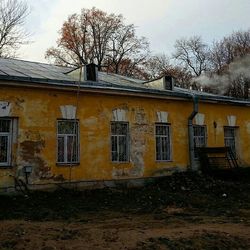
[
  {"left": 105, "top": 24, "right": 149, "bottom": 74},
  {"left": 145, "top": 53, "right": 192, "bottom": 88},
  {"left": 145, "top": 54, "right": 171, "bottom": 79},
  {"left": 46, "top": 13, "right": 94, "bottom": 67},
  {"left": 173, "top": 36, "right": 209, "bottom": 77},
  {"left": 208, "top": 30, "right": 250, "bottom": 98},
  {"left": 0, "top": 0, "right": 29, "bottom": 58},
  {"left": 209, "top": 30, "right": 250, "bottom": 73},
  {"left": 46, "top": 8, "right": 120, "bottom": 68},
  {"left": 45, "top": 7, "right": 149, "bottom": 76}
]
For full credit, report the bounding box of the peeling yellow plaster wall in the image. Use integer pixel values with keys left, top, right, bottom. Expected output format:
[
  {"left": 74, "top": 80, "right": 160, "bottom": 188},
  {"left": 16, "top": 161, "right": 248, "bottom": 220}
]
[{"left": 1, "top": 85, "right": 250, "bottom": 189}]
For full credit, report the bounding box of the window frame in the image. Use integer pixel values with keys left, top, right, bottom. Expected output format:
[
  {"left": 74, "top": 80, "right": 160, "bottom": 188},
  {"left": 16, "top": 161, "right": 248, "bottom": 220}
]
[
  {"left": 224, "top": 126, "right": 238, "bottom": 158},
  {"left": 56, "top": 119, "right": 80, "bottom": 165},
  {"left": 193, "top": 125, "right": 207, "bottom": 159},
  {"left": 0, "top": 118, "right": 13, "bottom": 167},
  {"left": 110, "top": 121, "right": 129, "bottom": 163},
  {"left": 155, "top": 123, "right": 172, "bottom": 162}
]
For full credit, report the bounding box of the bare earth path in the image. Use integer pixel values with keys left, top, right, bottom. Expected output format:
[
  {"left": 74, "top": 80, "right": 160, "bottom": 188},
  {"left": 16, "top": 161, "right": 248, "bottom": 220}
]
[
  {"left": 1, "top": 171, "right": 250, "bottom": 249},
  {"left": 1, "top": 211, "right": 250, "bottom": 250}
]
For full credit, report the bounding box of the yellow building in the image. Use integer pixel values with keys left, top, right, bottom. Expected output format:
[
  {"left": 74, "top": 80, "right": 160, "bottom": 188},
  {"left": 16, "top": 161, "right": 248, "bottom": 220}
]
[{"left": 0, "top": 58, "right": 250, "bottom": 191}]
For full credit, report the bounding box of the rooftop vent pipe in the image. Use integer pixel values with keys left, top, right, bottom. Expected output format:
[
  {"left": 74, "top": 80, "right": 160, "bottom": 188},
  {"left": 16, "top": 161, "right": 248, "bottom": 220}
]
[
  {"left": 85, "top": 63, "right": 98, "bottom": 81},
  {"left": 164, "top": 76, "right": 174, "bottom": 90}
]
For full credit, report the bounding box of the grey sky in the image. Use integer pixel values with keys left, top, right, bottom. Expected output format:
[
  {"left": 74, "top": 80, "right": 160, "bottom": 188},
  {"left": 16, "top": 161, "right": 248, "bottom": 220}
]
[{"left": 19, "top": 0, "right": 250, "bottom": 63}]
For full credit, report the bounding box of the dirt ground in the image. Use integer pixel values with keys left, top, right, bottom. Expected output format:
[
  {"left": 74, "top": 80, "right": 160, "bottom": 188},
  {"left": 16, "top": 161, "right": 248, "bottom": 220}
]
[{"left": 1, "top": 170, "right": 250, "bottom": 250}]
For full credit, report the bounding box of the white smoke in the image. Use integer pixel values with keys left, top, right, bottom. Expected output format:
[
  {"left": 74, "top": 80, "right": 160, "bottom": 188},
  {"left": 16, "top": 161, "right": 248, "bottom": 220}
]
[
  {"left": 228, "top": 54, "right": 250, "bottom": 78},
  {"left": 194, "top": 54, "right": 250, "bottom": 94}
]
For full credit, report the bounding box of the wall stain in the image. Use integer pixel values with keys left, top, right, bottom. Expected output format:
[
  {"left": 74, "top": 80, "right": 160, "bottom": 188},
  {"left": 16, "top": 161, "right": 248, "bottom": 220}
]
[
  {"left": 130, "top": 108, "right": 151, "bottom": 176},
  {"left": 133, "top": 107, "right": 147, "bottom": 125},
  {"left": 19, "top": 140, "right": 51, "bottom": 181},
  {"left": 19, "top": 139, "right": 66, "bottom": 182},
  {"left": 14, "top": 97, "right": 25, "bottom": 111}
]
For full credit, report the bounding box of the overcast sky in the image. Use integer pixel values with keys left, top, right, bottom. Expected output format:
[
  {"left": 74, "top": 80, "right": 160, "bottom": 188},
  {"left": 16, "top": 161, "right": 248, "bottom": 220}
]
[{"left": 19, "top": 0, "right": 250, "bottom": 63}]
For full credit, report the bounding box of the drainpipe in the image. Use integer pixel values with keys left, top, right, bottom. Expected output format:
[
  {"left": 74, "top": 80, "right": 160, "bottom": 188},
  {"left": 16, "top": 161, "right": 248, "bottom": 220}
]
[{"left": 188, "top": 95, "right": 199, "bottom": 171}]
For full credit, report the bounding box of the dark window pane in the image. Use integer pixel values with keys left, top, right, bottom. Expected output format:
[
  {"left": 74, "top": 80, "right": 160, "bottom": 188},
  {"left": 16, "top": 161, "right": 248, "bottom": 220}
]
[
  {"left": 57, "top": 136, "right": 64, "bottom": 162},
  {"left": 156, "top": 124, "right": 171, "bottom": 161},
  {"left": 112, "top": 151, "right": 118, "bottom": 161},
  {"left": 224, "top": 127, "right": 236, "bottom": 158},
  {"left": 111, "top": 136, "right": 118, "bottom": 161},
  {"left": 156, "top": 137, "right": 161, "bottom": 160},
  {"left": 225, "top": 127, "right": 234, "bottom": 137},
  {"left": 156, "top": 126, "right": 161, "bottom": 135},
  {"left": 67, "top": 135, "right": 78, "bottom": 162},
  {"left": 0, "top": 136, "right": 8, "bottom": 163},
  {"left": 118, "top": 136, "right": 128, "bottom": 161},
  {"left": 0, "top": 119, "right": 11, "bottom": 132},
  {"left": 111, "top": 122, "right": 128, "bottom": 162},
  {"left": 111, "top": 136, "right": 117, "bottom": 152},
  {"left": 58, "top": 121, "right": 78, "bottom": 134},
  {"left": 193, "top": 126, "right": 206, "bottom": 158},
  {"left": 111, "top": 122, "right": 128, "bottom": 135},
  {"left": 57, "top": 120, "right": 79, "bottom": 163}
]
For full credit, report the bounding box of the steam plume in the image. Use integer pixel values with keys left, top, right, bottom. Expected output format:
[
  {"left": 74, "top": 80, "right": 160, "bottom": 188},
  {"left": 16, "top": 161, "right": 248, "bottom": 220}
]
[{"left": 194, "top": 54, "right": 250, "bottom": 94}]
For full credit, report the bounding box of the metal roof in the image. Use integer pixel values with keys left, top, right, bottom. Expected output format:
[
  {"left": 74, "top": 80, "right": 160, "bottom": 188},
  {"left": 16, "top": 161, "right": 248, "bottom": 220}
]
[
  {"left": 0, "top": 58, "right": 73, "bottom": 81},
  {"left": 0, "top": 58, "right": 250, "bottom": 106}
]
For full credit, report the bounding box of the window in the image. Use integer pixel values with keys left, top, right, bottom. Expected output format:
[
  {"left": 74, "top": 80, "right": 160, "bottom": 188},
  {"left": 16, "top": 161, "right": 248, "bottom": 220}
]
[
  {"left": 57, "top": 120, "right": 79, "bottom": 164},
  {"left": 0, "top": 118, "right": 12, "bottom": 166},
  {"left": 224, "top": 127, "right": 237, "bottom": 158},
  {"left": 111, "top": 122, "right": 129, "bottom": 162},
  {"left": 155, "top": 123, "right": 171, "bottom": 161},
  {"left": 193, "top": 125, "right": 206, "bottom": 159}
]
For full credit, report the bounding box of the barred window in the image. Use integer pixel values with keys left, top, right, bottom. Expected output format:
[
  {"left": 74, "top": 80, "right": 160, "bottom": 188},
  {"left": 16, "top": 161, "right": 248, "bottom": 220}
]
[
  {"left": 57, "top": 120, "right": 79, "bottom": 164},
  {"left": 224, "top": 127, "right": 237, "bottom": 158},
  {"left": 111, "top": 122, "right": 129, "bottom": 162},
  {"left": 155, "top": 123, "right": 171, "bottom": 161},
  {"left": 193, "top": 125, "right": 206, "bottom": 159},
  {"left": 0, "top": 118, "right": 12, "bottom": 166}
]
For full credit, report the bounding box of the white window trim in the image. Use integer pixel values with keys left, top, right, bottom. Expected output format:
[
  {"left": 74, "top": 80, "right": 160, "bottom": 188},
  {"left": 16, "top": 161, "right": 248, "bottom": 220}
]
[
  {"left": 0, "top": 118, "right": 13, "bottom": 167},
  {"left": 110, "top": 121, "right": 129, "bottom": 163},
  {"left": 155, "top": 123, "right": 172, "bottom": 162},
  {"left": 56, "top": 119, "right": 80, "bottom": 165}
]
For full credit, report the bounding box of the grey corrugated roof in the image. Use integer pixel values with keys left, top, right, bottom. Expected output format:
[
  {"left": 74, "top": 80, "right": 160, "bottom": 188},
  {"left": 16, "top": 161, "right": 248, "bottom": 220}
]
[
  {"left": 99, "top": 71, "right": 144, "bottom": 86},
  {"left": 0, "top": 58, "right": 250, "bottom": 105},
  {"left": 0, "top": 58, "right": 148, "bottom": 87},
  {"left": 0, "top": 58, "right": 73, "bottom": 81}
]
